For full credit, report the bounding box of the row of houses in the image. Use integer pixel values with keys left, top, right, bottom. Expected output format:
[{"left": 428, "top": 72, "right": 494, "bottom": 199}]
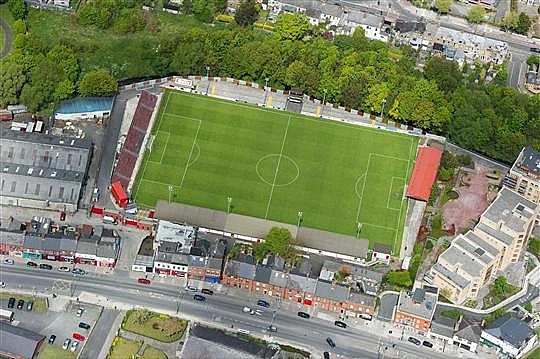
[{"left": 0, "top": 216, "right": 120, "bottom": 267}]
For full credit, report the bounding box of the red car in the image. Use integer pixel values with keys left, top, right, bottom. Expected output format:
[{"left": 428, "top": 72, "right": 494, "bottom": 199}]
[
  {"left": 137, "top": 278, "right": 151, "bottom": 285},
  {"left": 60, "top": 211, "right": 66, "bottom": 221},
  {"left": 72, "top": 333, "right": 85, "bottom": 341}
]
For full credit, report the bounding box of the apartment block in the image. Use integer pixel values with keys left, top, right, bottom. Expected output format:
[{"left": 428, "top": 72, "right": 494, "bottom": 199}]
[{"left": 504, "top": 147, "right": 540, "bottom": 204}]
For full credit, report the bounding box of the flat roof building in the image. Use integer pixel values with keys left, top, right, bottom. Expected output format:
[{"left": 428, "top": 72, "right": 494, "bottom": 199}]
[
  {"left": 0, "top": 322, "right": 46, "bottom": 359},
  {"left": 504, "top": 147, "right": 540, "bottom": 204}
]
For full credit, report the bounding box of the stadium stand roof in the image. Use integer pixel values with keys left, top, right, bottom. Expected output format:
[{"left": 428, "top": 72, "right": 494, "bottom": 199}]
[
  {"left": 405, "top": 147, "right": 442, "bottom": 202},
  {"left": 155, "top": 201, "right": 228, "bottom": 230},
  {"left": 55, "top": 97, "right": 113, "bottom": 115}
]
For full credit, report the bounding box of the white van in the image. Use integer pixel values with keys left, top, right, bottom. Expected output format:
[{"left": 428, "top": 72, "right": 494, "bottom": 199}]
[{"left": 102, "top": 216, "right": 118, "bottom": 225}]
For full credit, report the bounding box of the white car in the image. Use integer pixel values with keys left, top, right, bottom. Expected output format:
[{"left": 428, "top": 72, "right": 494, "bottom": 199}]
[
  {"left": 184, "top": 285, "right": 197, "bottom": 292},
  {"left": 62, "top": 338, "right": 71, "bottom": 350},
  {"left": 3, "top": 258, "right": 14, "bottom": 265},
  {"left": 58, "top": 266, "right": 70, "bottom": 272},
  {"left": 76, "top": 308, "right": 84, "bottom": 317},
  {"left": 0, "top": 282, "right": 6, "bottom": 288},
  {"left": 70, "top": 340, "right": 79, "bottom": 352}
]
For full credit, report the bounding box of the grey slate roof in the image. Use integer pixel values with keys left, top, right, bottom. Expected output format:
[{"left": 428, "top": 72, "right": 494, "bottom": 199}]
[
  {"left": 154, "top": 252, "right": 189, "bottom": 265},
  {"left": 0, "top": 322, "right": 45, "bottom": 359},
  {"left": 484, "top": 314, "right": 535, "bottom": 349},
  {"left": 254, "top": 265, "right": 272, "bottom": 283},
  {"left": 269, "top": 269, "right": 288, "bottom": 287},
  {"left": 286, "top": 273, "right": 318, "bottom": 293},
  {"left": 0, "top": 161, "right": 85, "bottom": 183},
  {"left": 23, "top": 236, "right": 78, "bottom": 253},
  {"left": 315, "top": 280, "right": 349, "bottom": 301},
  {"left": 226, "top": 258, "right": 256, "bottom": 280},
  {"left": 348, "top": 292, "right": 376, "bottom": 307},
  {"left": 518, "top": 147, "right": 540, "bottom": 176},
  {"left": 378, "top": 293, "right": 398, "bottom": 321},
  {"left": 1, "top": 130, "right": 91, "bottom": 150},
  {"left": 455, "top": 317, "right": 482, "bottom": 343},
  {"left": 297, "top": 227, "right": 369, "bottom": 259}
]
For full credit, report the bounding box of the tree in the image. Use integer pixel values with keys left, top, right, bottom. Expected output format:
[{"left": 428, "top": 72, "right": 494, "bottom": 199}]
[
  {"left": 516, "top": 12, "right": 532, "bottom": 35},
  {"left": 527, "top": 55, "right": 540, "bottom": 67},
  {"left": 274, "top": 13, "right": 310, "bottom": 41},
  {"left": 484, "top": 308, "right": 507, "bottom": 324},
  {"left": 385, "top": 271, "right": 412, "bottom": 288},
  {"left": 78, "top": 70, "right": 118, "bottom": 97},
  {"left": 54, "top": 79, "right": 75, "bottom": 101},
  {"left": 529, "top": 237, "right": 540, "bottom": 256},
  {"left": 423, "top": 57, "right": 462, "bottom": 93},
  {"left": 285, "top": 60, "right": 319, "bottom": 93},
  {"left": 181, "top": 0, "right": 193, "bottom": 14},
  {"left": 502, "top": 11, "right": 518, "bottom": 32},
  {"left": 12, "top": 19, "right": 26, "bottom": 35},
  {"left": 0, "top": 61, "right": 25, "bottom": 108},
  {"left": 193, "top": 0, "right": 214, "bottom": 23},
  {"left": 525, "top": 301, "right": 533, "bottom": 313},
  {"left": 8, "top": 0, "right": 27, "bottom": 20},
  {"left": 493, "top": 275, "right": 511, "bottom": 296},
  {"left": 235, "top": 0, "right": 259, "bottom": 27},
  {"left": 434, "top": 0, "right": 452, "bottom": 14},
  {"left": 47, "top": 45, "right": 79, "bottom": 82},
  {"left": 468, "top": 5, "right": 486, "bottom": 23}
]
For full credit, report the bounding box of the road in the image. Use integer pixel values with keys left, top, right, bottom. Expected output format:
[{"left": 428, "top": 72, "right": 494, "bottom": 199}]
[
  {"left": 0, "top": 19, "right": 13, "bottom": 58},
  {"left": 0, "top": 265, "right": 449, "bottom": 359}
]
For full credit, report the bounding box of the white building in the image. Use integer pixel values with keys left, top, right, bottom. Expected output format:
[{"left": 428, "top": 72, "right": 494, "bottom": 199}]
[
  {"left": 343, "top": 11, "right": 388, "bottom": 42},
  {"left": 480, "top": 314, "right": 537, "bottom": 358}
]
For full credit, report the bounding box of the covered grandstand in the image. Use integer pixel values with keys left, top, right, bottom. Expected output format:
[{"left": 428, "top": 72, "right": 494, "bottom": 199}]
[
  {"left": 405, "top": 146, "right": 442, "bottom": 202},
  {"left": 54, "top": 97, "right": 114, "bottom": 120}
]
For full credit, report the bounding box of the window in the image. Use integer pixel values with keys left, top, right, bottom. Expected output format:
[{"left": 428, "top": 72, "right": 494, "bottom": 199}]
[
  {"left": 78, "top": 155, "right": 82, "bottom": 167},
  {"left": 10, "top": 181, "right": 16, "bottom": 192},
  {"left": 67, "top": 154, "right": 72, "bottom": 165},
  {"left": 20, "top": 148, "right": 25, "bottom": 159},
  {"left": 70, "top": 188, "right": 75, "bottom": 200},
  {"left": 7, "top": 147, "right": 13, "bottom": 159},
  {"left": 48, "top": 185, "right": 53, "bottom": 197},
  {"left": 43, "top": 151, "right": 49, "bottom": 163},
  {"left": 58, "top": 187, "right": 64, "bottom": 198},
  {"left": 34, "top": 184, "right": 40, "bottom": 195},
  {"left": 32, "top": 149, "right": 37, "bottom": 161},
  {"left": 24, "top": 183, "right": 28, "bottom": 194}
]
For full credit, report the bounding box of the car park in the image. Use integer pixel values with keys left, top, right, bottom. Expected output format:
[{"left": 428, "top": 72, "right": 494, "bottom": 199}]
[
  {"left": 137, "top": 278, "right": 151, "bottom": 285},
  {"left": 58, "top": 266, "right": 70, "bottom": 272},
  {"left": 26, "top": 302, "right": 33, "bottom": 311},
  {"left": 79, "top": 322, "right": 91, "bottom": 330},
  {"left": 193, "top": 294, "right": 206, "bottom": 301},
  {"left": 297, "top": 311, "right": 310, "bottom": 319},
  {"left": 39, "top": 263, "right": 53, "bottom": 270},
  {"left": 7, "top": 298, "right": 15, "bottom": 308},
  {"left": 16, "top": 299, "right": 24, "bottom": 310},
  {"left": 408, "top": 337, "right": 421, "bottom": 346},
  {"left": 26, "top": 261, "right": 37, "bottom": 267},
  {"left": 62, "top": 338, "right": 71, "bottom": 350},
  {"left": 3, "top": 258, "right": 14, "bottom": 265},
  {"left": 76, "top": 308, "right": 84, "bottom": 317},
  {"left": 257, "top": 299, "right": 270, "bottom": 308},
  {"left": 48, "top": 335, "right": 56, "bottom": 344},
  {"left": 70, "top": 340, "right": 79, "bottom": 352},
  {"left": 422, "top": 340, "right": 433, "bottom": 348},
  {"left": 334, "top": 320, "right": 347, "bottom": 328},
  {"left": 184, "top": 285, "right": 197, "bottom": 292},
  {"left": 201, "top": 288, "right": 214, "bottom": 295},
  {"left": 326, "top": 337, "right": 336, "bottom": 348}
]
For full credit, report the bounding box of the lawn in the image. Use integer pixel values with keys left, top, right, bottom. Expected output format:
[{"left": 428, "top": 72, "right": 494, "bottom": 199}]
[
  {"left": 0, "top": 4, "right": 15, "bottom": 26},
  {"left": 38, "top": 344, "right": 76, "bottom": 359},
  {"left": 107, "top": 336, "right": 142, "bottom": 359},
  {"left": 0, "top": 25, "right": 5, "bottom": 53},
  {"left": 122, "top": 310, "right": 187, "bottom": 343},
  {"left": 133, "top": 90, "right": 418, "bottom": 253},
  {"left": 141, "top": 345, "right": 168, "bottom": 359},
  {"left": 0, "top": 293, "right": 48, "bottom": 312}
]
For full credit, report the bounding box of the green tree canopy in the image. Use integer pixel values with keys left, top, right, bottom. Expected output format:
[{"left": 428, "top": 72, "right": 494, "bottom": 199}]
[
  {"left": 516, "top": 12, "right": 532, "bottom": 35},
  {"left": 275, "top": 13, "right": 310, "bottom": 41},
  {"left": 78, "top": 70, "right": 118, "bottom": 97},
  {"left": 529, "top": 237, "right": 540, "bottom": 256},
  {"left": 8, "top": 0, "right": 27, "bottom": 20},
  {"left": 434, "top": 0, "right": 452, "bottom": 13},
  {"left": 424, "top": 57, "right": 463, "bottom": 93},
  {"left": 0, "top": 61, "right": 25, "bottom": 108},
  {"left": 468, "top": 5, "right": 486, "bottom": 23},
  {"left": 12, "top": 19, "right": 26, "bottom": 35},
  {"left": 527, "top": 55, "right": 540, "bottom": 67},
  {"left": 386, "top": 271, "right": 412, "bottom": 288},
  {"left": 235, "top": 0, "right": 259, "bottom": 27}
]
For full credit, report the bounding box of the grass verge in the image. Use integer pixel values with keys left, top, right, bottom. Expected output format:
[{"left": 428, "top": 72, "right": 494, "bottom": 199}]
[
  {"left": 141, "top": 345, "right": 168, "bottom": 359},
  {"left": 0, "top": 293, "right": 48, "bottom": 312},
  {"left": 122, "top": 310, "right": 187, "bottom": 343},
  {"left": 38, "top": 344, "right": 76, "bottom": 359},
  {"left": 107, "top": 336, "right": 142, "bottom": 359}
]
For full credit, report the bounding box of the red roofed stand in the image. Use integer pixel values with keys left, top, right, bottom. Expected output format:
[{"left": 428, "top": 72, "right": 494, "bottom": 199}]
[
  {"left": 111, "top": 181, "right": 128, "bottom": 208},
  {"left": 406, "top": 147, "right": 443, "bottom": 202}
]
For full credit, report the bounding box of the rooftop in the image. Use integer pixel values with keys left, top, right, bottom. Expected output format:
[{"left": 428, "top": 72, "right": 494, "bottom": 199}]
[
  {"left": 286, "top": 272, "right": 318, "bottom": 293},
  {"left": 481, "top": 188, "right": 537, "bottom": 233},
  {"left": 438, "top": 244, "right": 486, "bottom": 278},
  {"left": 0, "top": 161, "right": 85, "bottom": 183},
  {"left": 134, "top": 254, "right": 154, "bottom": 267},
  {"left": 431, "top": 263, "right": 470, "bottom": 289},
  {"left": 346, "top": 10, "right": 383, "bottom": 28},
  {"left": 455, "top": 317, "right": 482, "bottom": 343},
  {"left": 396, "top": 288, "right": 437, "bottom": 321},
  {"left": 297, "top": 227, "right": 369, "bottom": 259},
  {"left": 0, "top": 322, "right": 45, "bottom": 359},
  {"left": 154, "top": 251, "right": 189, "bottom": 266},
  {"left": 349, "top": 292, "right": 376, "bottom": 307},
  {"left": 155, "top": 220, "right": 195, "bottom": 253},
  {"left": 0, "top": 130, "right": 92, "bottom": 150},
  {"left": 373, "top": 243, "right": 392, "bottom": 255},
  {"left": 378, "top": 293, "right": 398, "bottom": 321},
  {"left": 484, "top": 314, "right": 535, "bottom": 349},
  {"left": 515, "top": 147, "right": 540, "bottom": 177},
  {"left": 474, "top": 222, "right": 514, "bottom": 246},
  {"left": 315, "top": 280, "right": 349, "bottom": 302},
  {"left": 55, "top": 97, "right": 114, "bottom": 115}
]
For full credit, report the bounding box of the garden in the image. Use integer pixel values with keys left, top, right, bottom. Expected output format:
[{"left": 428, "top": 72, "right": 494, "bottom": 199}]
[{"left": 122, "top": 309, "right": 187, "bottom": 343}]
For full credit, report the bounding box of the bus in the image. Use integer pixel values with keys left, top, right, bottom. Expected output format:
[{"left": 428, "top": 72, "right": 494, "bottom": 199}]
[{"left": 0, "top": 309, "right": 14, "bottom": 322}]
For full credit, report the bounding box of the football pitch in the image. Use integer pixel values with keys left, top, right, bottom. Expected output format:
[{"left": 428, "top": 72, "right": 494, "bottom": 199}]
[{"left": 132, "top": 90, "right": 419, "bottom": 253}]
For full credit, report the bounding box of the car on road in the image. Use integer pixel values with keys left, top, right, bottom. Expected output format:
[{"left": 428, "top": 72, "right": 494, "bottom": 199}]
[
  {"left": 531, "top": 47, "right": 540, "bottom": 53},
  {"left": 72, "top": 268, "right": 86, "bottom": 276},
  {"left": 326, "top": 337, "right": 336, "bottom": 348},
  {"left": 26, "top": 261, "right": 37, "bottom": 267},
  {"left": 334, "top": 320, "right": 347, "bottom": 328},
  {"left": 16, "top": 299, "right": 24, "bottom": 310},
  {"left": 137, "top": 278, "right": 151, "bottom": 285},
  {"left": 48, "top": 335, "right": 56, "bottom": 344},
  {"left": 408, "top": 337, "right": 421, "bottom": 346},
  {"left": 58, "top": 266, "right": 70, "bottom": 272},
  {"left": 59, "top": 211, "right": 66, "bottom": 221},
  {"left": 7, "top": 298, "right": 15, "bottom": 308},
  {"left": 194, "top": 294, "right": 206, "bottom": 301},
  {"left": 267, "top": 325, "right": 277, "bottom": 332},
  {"left": 0, "top": 282, "right": 5, "bottom": 288},
  {"left": 323, "top": 352, "right": 330, "bottom": 359},
  {"left": 201, "top": 288, "right": 214, "bottom": 295},
  {"left": 184, "top": 285, "right": 197, "bottom": 292},
  {"left": 257, "top": 299, "right": 270, "bottom": 308},
  {"left": 3, "top": 258, "right": 14, "bottom": 265},
  {"left": 297, "top": 311, "right": 310, "bottom": 319},
  {"left": 91, "top": 187, "right": 100, "bottom": 202},
  {"left": 39, "top": 263, "right": 53, "bottom": 270},
  {"left": 70, "top": 340, "right": 79, "bottom": 352},
  {"left": 79, "top": 322, "right": 91, "bottom": 330},
  {"left": 62, "top": 338, "right": 71, "bottom": 350},
  {"left": 26, "top": 302, "right": 33, "bottom": 311},
  {"left": 76, "top": 308, "right": 84, "bottom": 317},
  {"left": 242, "top": 306, "right": 251, "bottom": 313},
  {"left": 422, "top": 340, "right": 433, "bottom": 348}
]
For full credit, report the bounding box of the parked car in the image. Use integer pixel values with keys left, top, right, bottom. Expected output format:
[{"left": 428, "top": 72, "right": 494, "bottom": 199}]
[
  {"left": 326, "top": 337, "right": 336, "bottom": 348},
  {"left": 58, "top": 266, "right": 70, "bottom": 272},
  {"left": 3, "top": 258, "right": 14, "bottom": 265},
  {"left": 334, "top": 320, "right": 347, "bottom": 328},
  {"left": 26, "top": 261, "right": 37, "bottom": 267},
  {"left": 297, "top": 311, "right": 310, "bottom": 319},
  {"left": 257, "top": 299, "right": 270, "bottom": 308},
  {"left": 48, "top": 335, "right": 56, "bottom": 344},
  {"left": 193, "top": 294, "right": 206, "bottom": 302},
  {"left": 102, "top": 216, "right": 118, "bottom": 225},
  {"left": 26, "top": 302, "right": 33, "bottom": 311},
  {"left": 0, "top": 282, "right": 5, "bottom": 288},
  {"left": 531, "top": 47, "right": 540, "bottom": 53},
  {"left": 62, "top": 338, "right": 71, "bottom": 350},
  {"left": 78, "top": 322, "right": 91, "bottom": 330},
  {"left": 323, "top": 352, "right": 330, "bottom": 359},
  {"left": 76, "top": 308, "right": 84, "bottom": 317},
  {"left": 408, "top": 337, "right": 421, "bottom": 346},
  {"left": 16, "top": 299, "right": 24, "bottom": 310},
  {"left": 39, "top": 263, "right": 53, "bottom": 270},
  {"left": 72, "top": 268, "right": 86, "bottom": 276},
  {"left": 201, "top": 288, "right": 214, "bottom": 295},
  {"left": 72, "top": 333, "right": 85, "bottom": 341},
  {"left": 137, "top": 278, "right": 151, "bottom": 285},
  {"left": 267, "top": 325, "right": 277, "bottom": 332},
  {"left": 91, "top": 187, "right": 100, "bottom": 202},
  {"left": 184, "top": 285, "right": 197, "bottom": 292},
  {"left": 422, "top": 340, "right": 433, "bottom": 348},
  {"left": 70, "top": 340, "right": 79, "bottom": 352},
  {"left": 7, "top": 297, "right": 15, "bottom": 308},
  {"left": 59, "top": 211, "right": 66, "bottom": 221}
]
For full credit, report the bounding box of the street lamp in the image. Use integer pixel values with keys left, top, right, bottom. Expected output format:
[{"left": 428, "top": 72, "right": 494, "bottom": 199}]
[
  {"left": 356, "top": 222, "right": 363, "bottom": 238},
  {"left": 227, "top": 196, "right": 232, "bottom": 214},
  {"left": 168, "top": 185, "right": 173, "bottom": 204},
  {"left": 320, "top": 89, "right": 327, "bottom": 118},
  {"left": 263, "top": 77, "right": 270, "bottom": 107},
  {"left": 297, "top": 211, "right": 303, "bottom": 227},
  {"left": 205, "top": 66, "right": 211, "bottom": 95},
  {"left": 380, "top": 98, "right": 387, "bottom": 122}
]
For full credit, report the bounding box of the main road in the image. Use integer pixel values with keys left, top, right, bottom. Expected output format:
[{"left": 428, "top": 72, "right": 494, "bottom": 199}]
[{"left": 1, "top": 265, "right": 447, "bottom": 359}]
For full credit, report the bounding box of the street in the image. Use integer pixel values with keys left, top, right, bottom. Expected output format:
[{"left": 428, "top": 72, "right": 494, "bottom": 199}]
[{"left": 0, "top": 264, "right": 452, "bottom": 359}]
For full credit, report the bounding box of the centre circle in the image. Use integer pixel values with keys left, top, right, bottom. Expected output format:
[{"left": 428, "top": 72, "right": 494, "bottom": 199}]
[{"left": 256, "top": 154, "right": 299, "bottom": 187}]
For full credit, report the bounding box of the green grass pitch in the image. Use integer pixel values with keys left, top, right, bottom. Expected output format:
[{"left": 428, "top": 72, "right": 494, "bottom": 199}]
[{"left": 133, "top": 90, "right": 419, "bottom": 253}]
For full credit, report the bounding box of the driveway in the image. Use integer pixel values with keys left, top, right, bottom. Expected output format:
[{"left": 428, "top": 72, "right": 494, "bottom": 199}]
[{"left": 0, "top": 19, "right": 13, "bottom": 57}]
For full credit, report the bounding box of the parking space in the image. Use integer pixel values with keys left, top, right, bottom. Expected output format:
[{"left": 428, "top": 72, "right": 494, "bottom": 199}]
[{"left": 0, "top": 297, "right": 101, "bottom": 355}]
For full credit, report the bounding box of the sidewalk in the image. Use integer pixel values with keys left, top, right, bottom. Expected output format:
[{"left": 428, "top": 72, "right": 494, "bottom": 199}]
[{"left": 97, "top": 311, "right": 124, "bottom": 359}]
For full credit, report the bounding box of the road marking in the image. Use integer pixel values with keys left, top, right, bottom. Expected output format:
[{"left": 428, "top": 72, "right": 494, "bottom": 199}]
[{"left": 265, "top": 116, "right": 291, "bottom": 219}]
